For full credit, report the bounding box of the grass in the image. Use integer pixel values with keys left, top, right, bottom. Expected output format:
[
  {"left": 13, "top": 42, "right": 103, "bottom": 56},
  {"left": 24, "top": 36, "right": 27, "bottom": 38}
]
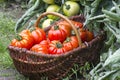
[
  {"left": 0, "top": 12, "right": 15, "bottom": 65},
  {"left": 0, "top": 12, "right": 28, "bottom": 80}
]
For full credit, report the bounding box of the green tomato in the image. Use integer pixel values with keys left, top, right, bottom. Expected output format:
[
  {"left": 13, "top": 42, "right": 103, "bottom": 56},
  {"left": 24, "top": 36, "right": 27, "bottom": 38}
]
[
  {"left": 42, "top": 19, "right": 53, "bottom": 29},
  {"left": 46, "top": 4, "right": 60, "bottom": 19},
  {"left": 42, "top": 0, "right": 54, "bottom": 4},
  {"left": 63, "top": 1, "right": 80, "bottom": 17}
]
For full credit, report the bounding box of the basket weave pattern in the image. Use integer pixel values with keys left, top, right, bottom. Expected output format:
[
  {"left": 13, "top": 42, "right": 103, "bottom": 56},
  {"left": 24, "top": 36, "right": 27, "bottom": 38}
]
[{"left": 8, "top": 12, "right": 105, "bottom": 80}]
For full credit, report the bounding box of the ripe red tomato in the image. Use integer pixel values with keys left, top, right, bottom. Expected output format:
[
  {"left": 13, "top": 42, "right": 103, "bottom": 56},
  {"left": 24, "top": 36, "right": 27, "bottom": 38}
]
[
  {"left": 55, "top": 20, "right": 83, "bottom": 37},
  {"left": 79, "top": 28, "right": 87, "bottom": 42},
  {"left": 58, "top": 20, "right": 83, "bottom": 28},
  {"left": 48, "top": 40, "right": 68, "bottom": 54},
  {"left": 39, "top": 39, "right": 50, "bottom": 48},
  {"left": 63, "top": 36, "right": 78, "bottom": 51},
  {"left": 10, "top": 30, "right": 34, "bottom": 49},
  {"left": 48, "top": 25, "right": 67, "bottom": 42},
  {"left": 71, "top": 28, "right": 94, "bottom": 42},
  {"left": 71, "top": 20, "right": 83, "bottom": 28},
  {"left": 86, "top": 30, "right": 94, "bottom": 42},
  {"left": 79, "top": 28, "right": 94, "bottom": 42},
  {"left": 31, "top": 27, "right": 46, "bottom": 44},
  {"left": 57, "top": 23, "right": 72, "bottom": 37},
  {"left": 30, "top": 44, "right": 48, "bottom": 54}
]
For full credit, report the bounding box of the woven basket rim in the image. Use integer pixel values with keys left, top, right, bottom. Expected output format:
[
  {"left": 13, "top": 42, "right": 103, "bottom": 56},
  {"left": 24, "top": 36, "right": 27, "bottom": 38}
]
[{"left": 8, "top": 44, "right": 85, "bottom": 58}]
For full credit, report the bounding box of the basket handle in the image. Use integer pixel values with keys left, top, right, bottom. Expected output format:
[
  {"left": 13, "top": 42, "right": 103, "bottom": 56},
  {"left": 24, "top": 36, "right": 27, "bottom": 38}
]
[{"left": 34, "top": 12, "right": 82, "bottom": 46}]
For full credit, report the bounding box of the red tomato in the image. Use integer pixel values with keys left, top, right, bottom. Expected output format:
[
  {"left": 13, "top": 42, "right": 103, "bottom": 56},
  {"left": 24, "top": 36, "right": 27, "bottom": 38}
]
[
  {"left": 48, "top": 40, "right": 68, "bottom": 54},
  {"left": 63, "top": 36, "right": 79, "bottom": 51},
  {"left": 58, "top": 20, "right": 83, "bottom": 29},
  {"left": 39, "top": 39, "right": 50, "bottom": 48},
  {"left": 31, "top": 27, "right": 46, "bottom": 44},
  {"left": 48, "top": 25, "right": 67, "bottom": 42},
  {"left": 57, "top": 23, "right": 72, "bottom": 37},
  {"left": 71, "top": 20, "right": 83, "bottom": 28},
  {"left": 78, "top": 28, "right": 87, "bottom": 42},
  {"left": 86, "top": 30, "right": 94, "bottom": 42},
  {"left": 10, "top": 30, "right": 34, "bottom": 49},
  {"left": 79, "top": 28, "right": 94, "bottom": 42},
  {"left": 71, "top": 28, "right": 94, "bottom": 42},
  {"left": 31, "top": 44, "right": 48, "bottom": 54}
]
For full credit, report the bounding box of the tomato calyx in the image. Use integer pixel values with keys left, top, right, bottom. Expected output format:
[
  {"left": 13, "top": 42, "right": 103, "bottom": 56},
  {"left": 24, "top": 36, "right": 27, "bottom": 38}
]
[
  {"left": 56, "top": 42, "right": 63, "bottom": 48},
  {"left": 65, "top": 37, "right": 71, "bottom": 42},
  {"left": 65, "top": 4, "right": 70, "bottom": 10},
  {"left": 71, "top": 30, "right": 76, "bottom": 36},
  {"left": 29, "top": 27, "right": 36, "bottom": 32},
  {"left": 54, "top": 25, "right": 59, "bottom": 30},
  {"left": 15, "top": 34, "right": 22, "bottom": 41}
]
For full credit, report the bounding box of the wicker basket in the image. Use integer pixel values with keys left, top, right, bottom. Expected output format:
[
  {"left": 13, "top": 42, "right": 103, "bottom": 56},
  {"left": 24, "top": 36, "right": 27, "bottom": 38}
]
[{"left": 8, "top": 12, "right": 105, "bottom": 80}]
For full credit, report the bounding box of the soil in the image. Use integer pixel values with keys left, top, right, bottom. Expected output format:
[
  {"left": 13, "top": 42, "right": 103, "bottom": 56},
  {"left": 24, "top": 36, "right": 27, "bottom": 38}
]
[{"left": 0, "top": 2, "right": 26, "bottom": 20}]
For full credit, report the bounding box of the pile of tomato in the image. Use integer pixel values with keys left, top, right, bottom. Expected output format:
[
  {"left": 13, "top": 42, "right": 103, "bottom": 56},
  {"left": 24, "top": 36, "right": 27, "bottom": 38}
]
[{"left": 10, "top": 20, "right": 94, "bottom": 55}]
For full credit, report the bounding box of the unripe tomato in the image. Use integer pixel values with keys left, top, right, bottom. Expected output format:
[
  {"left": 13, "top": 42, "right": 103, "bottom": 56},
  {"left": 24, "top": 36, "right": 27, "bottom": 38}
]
[
  {"left": 63, "top": 1, "right": 80, "bottom": 17},
  {"left": 46, "top": 4, "right": 60, "bottom": 19},
  {"left": 42, "top": 0, "right": 54, "bottom": 4},
  {"left": 42, "top": 19, "right": 53, "bottom": 29}
]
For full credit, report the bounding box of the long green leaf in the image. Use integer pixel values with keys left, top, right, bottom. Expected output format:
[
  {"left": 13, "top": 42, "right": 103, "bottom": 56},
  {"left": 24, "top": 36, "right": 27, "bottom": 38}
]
[
  {"left": 102, "top": 9, "right": 120, "bottom": 21},
  {"left": 103, "top": 48, "right": 120, "bottom": 68},
  {"left": 15, "top": 0, "right": 44, "bottom": 33}
]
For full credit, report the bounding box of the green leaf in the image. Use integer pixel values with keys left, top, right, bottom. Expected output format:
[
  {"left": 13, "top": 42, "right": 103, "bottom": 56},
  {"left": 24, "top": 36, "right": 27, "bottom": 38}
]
[
  {"left": 15, "top": 0, "right": 46, "bottom": 33},
  {"left": 102, "top": 9, "right": 120, "bottom": 21},
  {"left": 103, "top": 48, "right": 120, "bottom": 68},
  {"left": 112, "top": 1, "right": 120, "bottom": 15}
]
